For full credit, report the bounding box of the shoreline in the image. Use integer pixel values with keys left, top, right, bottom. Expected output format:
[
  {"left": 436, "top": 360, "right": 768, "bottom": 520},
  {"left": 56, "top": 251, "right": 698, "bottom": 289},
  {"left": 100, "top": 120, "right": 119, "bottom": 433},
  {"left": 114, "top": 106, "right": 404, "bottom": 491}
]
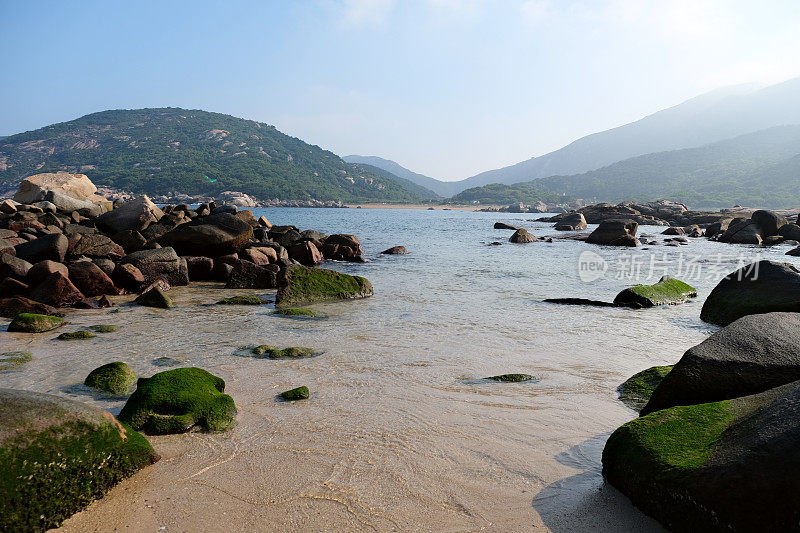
[{"left": 344, "top": 203, "right": 481, "bottom": 210}]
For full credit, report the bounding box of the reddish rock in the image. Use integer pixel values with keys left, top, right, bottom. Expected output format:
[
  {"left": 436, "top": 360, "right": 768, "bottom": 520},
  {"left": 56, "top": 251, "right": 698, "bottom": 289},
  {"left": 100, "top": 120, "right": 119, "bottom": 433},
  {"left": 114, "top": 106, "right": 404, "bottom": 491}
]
[
  {"left": 211, "top": 261, "right": 233, "bottom": 282},
  {"left": 111, "top": 230, "right": 148, "bottom": 254},
  {"left": 225, "top": 261, "right": 279, "bottom": 289},
  {"left": 0, "top": 277, "right": 29, "bottom": 297},
  {"left": 0, "top": 253, "right": 32, "bottom": 280},
  {"left": 139, "top": 278, "right": 171, "bottom": 294},
  {"left": 27, "top": 260, "right": 69, "bottom": 286},
  {"left": 68, "top": 261, "right": 116, "bottom": 297},
  {"left": 69, "top": 233, "right": 125, "bottom": 259},
  {"left": 241, "top": 248, "right": 272, "bottom": 266},
  {"left": 111, "top": 263, "right": 145, "bottom": 292},
  {"left": 289, "top": 241, "right": 323, "bottom": 266},
  {"left": 29, "top": 272, "right": 85, "bottom": 307},
  {"left": 0, "top": 296, "right": 60, "bottom": 318},
  {"left": 184, "top": 256, "right": 214, "bottom": 281},
  {"left": 321, "top": 234, "right": 364, "bottom": 262},
  {"left": 98, "top": 295, "right": 114, "bottom": 308}
]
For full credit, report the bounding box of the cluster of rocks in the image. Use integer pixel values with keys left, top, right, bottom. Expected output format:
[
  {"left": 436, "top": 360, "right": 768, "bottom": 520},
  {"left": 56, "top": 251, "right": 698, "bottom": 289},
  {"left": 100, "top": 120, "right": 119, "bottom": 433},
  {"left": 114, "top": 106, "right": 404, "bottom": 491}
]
[
  {"left": 604, "top": 260, "right": 800, "bottom": 531},
  {"left": 148, "top": 191, "right": 347, "bottom": 209},
  {"left": 480, "top": 200, "right": 580, "bottom": 214},
  {"left": 0, "top": 172, "right": 369, "bottom": 314}
]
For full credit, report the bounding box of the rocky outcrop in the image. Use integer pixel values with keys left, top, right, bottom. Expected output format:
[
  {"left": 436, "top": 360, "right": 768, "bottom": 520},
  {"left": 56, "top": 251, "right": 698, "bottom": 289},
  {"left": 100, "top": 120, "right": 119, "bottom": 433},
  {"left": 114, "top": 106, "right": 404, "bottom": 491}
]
[
  {"left": 321, "top": 234, "right": 364, "bottom": 262},
  {"left": 13, "top": 172, "right": 102, "bottom": 205},
  {"left": 225, "top": 261, "right": 279, "bottom": 289},
  {"left": 613, "top": 276, "right": 697, "bottom": 308},
  {"left": 509, "top": 228, "right": 538, "bottom": 243},
  {"left": 158, "top": 212, "right": 253, "bottom": 257},
  {"left": 642, "top": 312, "right": 800, "bottom": 415},
  {"left": 586, "top": 219, "right": 640, "bottom": 246},
  {"left": 95, "top": 196, "right": 163, "bottom": 234},
  {"left": 553, "top": 212, "right": 587, "bottom": 231},
  {"left": 700, "top": 261, "right": 800, "bottom": 326},
  {"left": 0, "top": 388, "right": 157, "bottom": 531}
]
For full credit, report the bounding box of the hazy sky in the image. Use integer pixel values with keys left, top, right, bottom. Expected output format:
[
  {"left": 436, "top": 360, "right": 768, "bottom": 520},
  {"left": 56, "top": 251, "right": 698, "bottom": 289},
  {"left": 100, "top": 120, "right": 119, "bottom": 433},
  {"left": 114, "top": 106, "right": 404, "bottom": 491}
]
[{"left": 2, "top": 1, "right": 800, "bottom": 180}]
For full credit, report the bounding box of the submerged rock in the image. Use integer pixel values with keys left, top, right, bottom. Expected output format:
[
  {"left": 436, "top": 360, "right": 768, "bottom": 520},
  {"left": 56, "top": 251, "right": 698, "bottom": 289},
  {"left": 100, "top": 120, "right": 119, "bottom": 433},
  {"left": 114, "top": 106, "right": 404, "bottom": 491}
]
[
  {"left": 617, "top": 365, "right": 673, "bottom": 411},
  {"left": 85, "top": 362, "right": 137, "bottom": 395},
  {"left": 279, "top": 386, "right": 309, "bottom": 401},
  {"left": 217, "top": 295, "right": 264, "bottom": 305},
  {"left": 118, "top": 367, "right": 236, "bottom": 434},
  {"left": 380, "top": 246, "right": 409, "bottom": 255},
  {"left": 603, "top": 380, "right": 800, "bottom": 532},
  {"left": 700, "top": 260, "right": 800, "bottom": 326},
  {"left": 642, "top": 312, "right": 800, "bottom": 416},
  {"left": 134, "top": 287, "right": 173, "bottom": 309},
  {"left": 613, "top": 276, "right": 697, "bottom": 308},
  {"left": 0, "top": 351, "right": 33, "bottom": 371},
  {"left": 251, "top": 345, "right": 315, "bottom": 359},
  {"left": 275, "top": 307, "right": 322, "bottom": 317},
  {"left": 543, "top": 297, "right": 617, "bottom": 307},
  {"left": 57, "top": 330, "right": 96, "bottom": 340},
  {"left": 275, "top": 266, "right": 373, "bottom": 308},
  {"left": 487, "top": 373, "right": 535, "bottom": 382},
  {"left": 7, "top": 312, "right": 65, "bottom": 332},
  {"left": 89, "top": 324, "right": 120, "bottom": 333},
  {"left": 0, "top": 388, "right": 157, "bottom": 531}
]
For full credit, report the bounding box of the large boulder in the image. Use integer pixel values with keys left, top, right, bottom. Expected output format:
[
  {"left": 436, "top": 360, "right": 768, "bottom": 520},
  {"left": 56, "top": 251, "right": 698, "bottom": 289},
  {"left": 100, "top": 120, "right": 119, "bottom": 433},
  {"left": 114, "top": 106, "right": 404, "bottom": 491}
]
[
  {"left": 586, "top": 219, "right": 639, "bottom": 246},
  {"left": 26, "top": 260, "right": 68, "bottom": 286},
  {"left": 120, "top": 247, "right": 188, "bottom": 286},
  {"left": 778, "top": 223, "right": 800, "bottom": 241},
  {"left": 613, "top": 276, "right": 697, "bottom": 308},
  {"left": 0, "top": 297, "right": 60, "bottom": 319},
  {"left": 14, "top": 233, "right": 68, "bottom": 263},
  {"left": 111, "top": 263, "right": 145, "bottom": 292},
  {"left": 276, "top": 266, "right": 373, "bottom": 308},
  {"left": 509, "top": 228, "right": 538, "bottom": 243},
  {"left": 84, "top": 362, "right": 138, "bottom": 396},
  {"left": 617, "top": 365, "right": 674, "bottom": 411},
  {"left": 641, "top": 312, "right": 800, "bottom": 415},
  {"left": 158, "top": 212, "right": 253, "bottom": 257},
  {"left": 321, "top": 234, "right": 364, "bottom": 262},
  {"left": 95, "top": 196, "right": 163, "bottom": 234},
  {"left": 751, "top": 209, "right": 787, "bottom": 237},
  {"left": 134, "top": 287, "right": 173, "bottom": 309},
  {"left": 29, "top": 272, "right": 85, "bottom": 307},
  {"left": 288, "top": 240, "right": 323, "bottom": 266},
  {"left": 225, "top": 261, "right": 279, "bottom": 289},
  {"left": 44, "top": 190, "right": 103, "bottom": 217},
  {"left": 7, "top": 312, "right": 65, "bottom": 332},
  {"left": 718, "top": 218, "right": 762, "bottom": 244},
  {"left": 603, "top": 380, "right": 800, "bottom": 532},
  {"left": 553, "top": 212, "right": 587, "bottom": 231},
  {"left": 0, "top": 388, "right": 157, "bottom": 531},
  {"left": 13, "top": 172, "right": 99, "bottom": 204},
  {"left": 0, "top": 253, "right": 32, "bottom": 280},
  {"left": 700, "top": 261, "right": 800, "bottom": 326},
  {"left": 68, "top": 261, "right": 116, "bottom": 297},
  {"left": 117, "top": 367, "right": 236, "bottom": 435},
  {"left": 69, "top": 233, "right": 125, "bottom": 259}
]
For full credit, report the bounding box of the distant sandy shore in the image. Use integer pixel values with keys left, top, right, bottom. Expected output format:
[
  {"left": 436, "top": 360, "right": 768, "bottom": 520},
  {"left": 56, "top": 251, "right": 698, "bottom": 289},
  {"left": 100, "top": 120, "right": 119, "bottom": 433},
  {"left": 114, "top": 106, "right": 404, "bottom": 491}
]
[{"left": 344, "top": 203, "right": 482, "bottom": 211}]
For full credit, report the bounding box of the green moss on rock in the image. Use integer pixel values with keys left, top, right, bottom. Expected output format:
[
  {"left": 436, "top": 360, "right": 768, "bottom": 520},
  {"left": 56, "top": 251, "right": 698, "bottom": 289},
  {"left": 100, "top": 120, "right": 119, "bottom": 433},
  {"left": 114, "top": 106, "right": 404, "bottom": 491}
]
[
  {"left": 7, "top": 313, "right": 66, "bottom": 333},
  {"left": 58, "top": 330, "right": 96, "bottom": 340},
  {"left": 218, "top": 295, "right": 264, "bottom": 305},
  {"left": 134, "top": 287, "right": 173, "bottom": 309},
  {"left": 85, "top": 362, "right": 138, "bottom": 396},
  {"left": 280, "top": 386, "right": 309, "bottom": 401},
  {"left": 0, "top": 389, "right": 157, "bottom": 532},
  {"left": 0, "top": 351, "right": 33, "bottom": 372},
  {"left": 89, "top": 324, "right": 120, "bottom": 333},
  {"left": 275, "top": 307, "right": 322, "bottom": 317},
  {"left": 487, "top": 373, "right": 535, "bottom": 382},
  {"left": 275, "top": 266, "right": 373, "bottom": 308},
  {"left": 117, "top": 367, "right": 236, "bottom": 435},
  {"left": 618, "top": 365, "right": 674, "bottom": 411},
  {"left": 614, "top": 277, "right": 697, "bottom": 308},
  {"left": 251, "top": 345, "right": 315, "bottom": 359}
]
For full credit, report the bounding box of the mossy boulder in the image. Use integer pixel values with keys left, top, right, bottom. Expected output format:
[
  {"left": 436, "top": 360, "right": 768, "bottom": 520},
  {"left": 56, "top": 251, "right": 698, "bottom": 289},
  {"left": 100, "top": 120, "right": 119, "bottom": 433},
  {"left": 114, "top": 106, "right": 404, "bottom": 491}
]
[
  {"left": 642, "top": 312, "right": 800, "bottom": 416},
  {"left": 618, "top": 365, "right": 673, "bottom": 411},
  {"left": 57, "top": 330, "right": 96, "bottom": 340},
  {"left": 275, "top": 266, "right": 373, "bottom": 308},
  {"left": 0, "top": 351, "right": 33, "bottom": 371},
  {"left": 217, "top": 295, "right": 264, "bottom": 305},
  {"left": 133, "top": 287, "right": 173, "bottom": 308},
  {"left": 701, "top": 260, "right": 800, "bottom": 326},
  {"left": 487, "top": 373, "right": 535, "bottom": 382},
  {"left": 85, "top": 362, "right": 138, "bottom": 396},
  {"left": 89, "top": 324, "right": 120, "bottom": 333},
  {"left": 279, "top": 386, "right": 309, "bottom": 401},
  {"left": 7, "top": 312, "right": 66, "bottom": 333},
  {"left": 613, "top": 276, "right": 697, "bottom": 308},
  {"left": 603, "top": 381, "right": 800, "bottom": 531},
  {"left": 275, "top": 307, "right": 323, "bottom": 317},
  {"left": 0, "top": 388, "right": 157, "bottom": 531},
  {"left": 117, "top": 367, "right": 236, "bottom": 435},
  {"left": 251, "top": 345, "right": 315, "bottom": 359}
]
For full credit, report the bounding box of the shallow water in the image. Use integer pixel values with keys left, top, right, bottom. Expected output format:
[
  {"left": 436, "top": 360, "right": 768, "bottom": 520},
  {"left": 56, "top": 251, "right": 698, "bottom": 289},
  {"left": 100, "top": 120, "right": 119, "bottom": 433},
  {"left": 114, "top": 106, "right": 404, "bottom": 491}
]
[{"left": 3, "top": 208, "right": 797, "bottom": 532}]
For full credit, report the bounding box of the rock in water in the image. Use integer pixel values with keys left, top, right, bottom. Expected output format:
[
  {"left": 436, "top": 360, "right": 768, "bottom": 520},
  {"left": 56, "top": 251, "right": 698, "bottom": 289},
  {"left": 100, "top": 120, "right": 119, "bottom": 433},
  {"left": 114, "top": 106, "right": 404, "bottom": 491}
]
[
  {"left": 85, "top": 362, "right": 137, "bottom": 395},
  {"left": 134, "top": 287, "right": 173, "bottom": 308},
  {"left": 486, "top": 374, "right": 535, "bottom": 382},
  {"left": 0, "top": 297, "right": 60, "bottom": 319},
  {"left": 613, "top": 276, "right": 697, "bottom": 308},
  {"left": 279, "top": 386, "right": 309, "bottom": 401},
  {"left": 7, "top": 312, "right": 65, "bottom": 332},
  {"left": 158, "top": 212, "right": 253, "bottom": 257},
  {"left": 380, "top": 246, "right": 408, "bottom": 255},
  {"left": 58, "top": 330, "right": 96, "bottom": 340},
  {"left": 275, "top": 266, "right": 373, "bottom": 308},
  {"left": 700, "top": 260, "right": 800, "bottom": 326},
  {"left": 320, "top": 234, "right": 364, "bottom": 262},
  {"left": 509, "top": 228, "right": 538, "bottom": 243},
  {"left": 117, "top": 367, "right": 236, "bottom": 434},
  {"left": 751, "top": 209, "right": 787, "bottom": 237},
  {"left": 641, "top": 312, "right": 800, "bottom": 415},
  {"left": 603, "top": 380, "right": 800, "bottom": 532},
  {"left": 493, "top": 222, "right": 522, "bottom": 230},
  {"left": 0, "top": 351, "right": 33, "bottom": 371},
  {"left": 553, "top": 212, "right": 587, "bottom": 231},
  {"left": 586, "top": 219, "right": 640, "bottom": 246},
  {"left": 218, "top": 295, "right": 264, "bottom": 305},
  {"left": 0, "top": 388, "right": 157, "bottom": 531},
  {"left": 617, "top": 365, "right": 673, "bottom": 411}
]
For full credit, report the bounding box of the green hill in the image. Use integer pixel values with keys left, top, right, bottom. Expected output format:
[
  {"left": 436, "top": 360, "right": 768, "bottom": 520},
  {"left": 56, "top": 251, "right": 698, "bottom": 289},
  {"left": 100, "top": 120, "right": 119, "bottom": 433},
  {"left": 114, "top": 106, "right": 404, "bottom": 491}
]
[
  {"left": 355, "top": 163, "right": 439, "bottom": 200},
  {"left": 0, "top": 108, "right": 424, "bottom": 203},
  {"left": 452, "top": 126, "right": 800, "bottom": 209}
]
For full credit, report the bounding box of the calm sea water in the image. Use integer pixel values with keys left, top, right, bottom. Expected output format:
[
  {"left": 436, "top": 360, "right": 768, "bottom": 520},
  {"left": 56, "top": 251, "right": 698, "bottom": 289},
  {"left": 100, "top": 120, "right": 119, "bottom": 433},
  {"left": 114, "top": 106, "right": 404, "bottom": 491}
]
[{"left": 4, "top": 207, "right": 798, "bottom": 531}]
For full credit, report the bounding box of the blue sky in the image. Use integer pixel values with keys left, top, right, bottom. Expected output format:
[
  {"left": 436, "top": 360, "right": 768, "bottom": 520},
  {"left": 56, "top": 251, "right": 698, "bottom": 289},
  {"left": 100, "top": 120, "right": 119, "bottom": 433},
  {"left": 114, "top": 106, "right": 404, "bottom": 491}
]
[{"left": 2, "top": 0, "right": 800, "bottom": 180}]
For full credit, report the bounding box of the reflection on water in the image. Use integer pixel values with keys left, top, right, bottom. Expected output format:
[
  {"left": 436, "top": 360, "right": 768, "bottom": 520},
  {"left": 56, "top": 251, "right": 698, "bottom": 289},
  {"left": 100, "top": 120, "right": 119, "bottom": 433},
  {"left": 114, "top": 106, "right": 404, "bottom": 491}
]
[{"left": 2, "top": 208, "right": 796, "bottom": 530}]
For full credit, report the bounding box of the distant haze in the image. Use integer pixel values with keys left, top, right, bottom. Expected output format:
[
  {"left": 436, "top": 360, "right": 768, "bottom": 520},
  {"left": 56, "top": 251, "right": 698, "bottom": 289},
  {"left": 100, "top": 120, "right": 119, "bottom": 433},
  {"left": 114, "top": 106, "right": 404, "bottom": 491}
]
[{"left": 2, "top": 1, "right": 800, "bottom": 180}]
